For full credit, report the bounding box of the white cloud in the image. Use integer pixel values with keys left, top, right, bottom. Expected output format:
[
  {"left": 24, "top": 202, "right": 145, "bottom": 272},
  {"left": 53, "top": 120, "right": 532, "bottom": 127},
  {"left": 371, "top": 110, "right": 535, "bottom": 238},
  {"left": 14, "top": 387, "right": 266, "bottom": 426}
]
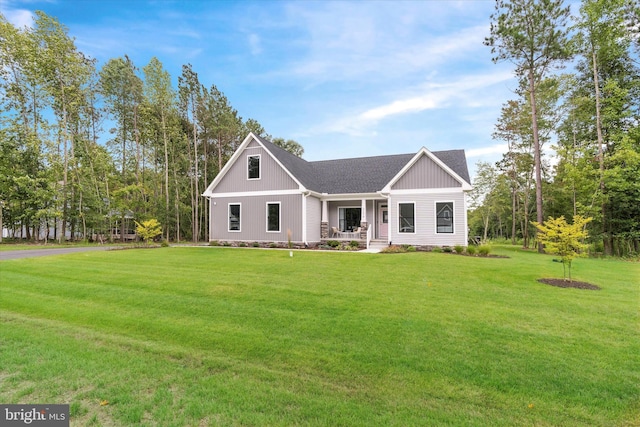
[
  {"left": 356, "top": 71, "right": 514, "bottom": 124},
  {"left": 467, "top": 144, "right": 508, "bottom": 157},
  {"left": 2, "top": 7, "right": 34, "bottom": 28},
  {"left": 275, "top": 2, "right": 493, "bottom": 84},
  {"left": 360, "top": 97, "right": 440, "bottom": 121},
  {"left": 248, "top": 33, "right": 262, "bottom": 55}
]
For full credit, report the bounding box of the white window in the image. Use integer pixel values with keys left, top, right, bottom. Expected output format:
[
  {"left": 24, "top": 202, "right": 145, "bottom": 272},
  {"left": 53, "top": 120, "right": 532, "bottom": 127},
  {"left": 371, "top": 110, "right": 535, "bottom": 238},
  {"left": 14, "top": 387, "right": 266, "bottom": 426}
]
[
  {"left": 228, "top": 203, "right": 241, "bottom": 231},
  {"left": 398, "top": 203, "right": 415, "bottom": 233},
  {"left": 436, "top": 202, "right": 454, "bottom": 233},
  {"left": 248, "top": 155, "right": 260, "bottom": 180},
  {"left": 266, "top": 202, "right": 280, "bottom": 232}
]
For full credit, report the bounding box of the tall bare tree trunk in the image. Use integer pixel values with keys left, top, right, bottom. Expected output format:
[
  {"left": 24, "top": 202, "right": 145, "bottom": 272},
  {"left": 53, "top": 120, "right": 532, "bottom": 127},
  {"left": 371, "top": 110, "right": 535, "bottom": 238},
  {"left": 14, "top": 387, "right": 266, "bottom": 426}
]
[
  {"left": 528, "top": 69, "right": 544, "bottom": 253},
  {"left": 192, "top": 115, "right": 199, "bottom": 242},
  {"left": 162, "top": 113, "right": 170, "bottom": 241},
  {"left": 592, "top": 50, "right": 609, "bottom": 255}
]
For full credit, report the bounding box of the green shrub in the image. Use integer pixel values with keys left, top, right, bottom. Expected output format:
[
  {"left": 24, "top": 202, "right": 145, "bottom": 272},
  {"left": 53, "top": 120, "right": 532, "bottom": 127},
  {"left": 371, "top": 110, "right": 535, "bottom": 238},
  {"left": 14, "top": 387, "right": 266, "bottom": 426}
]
[
  {"left": 350, "top": 240, "right": 360, "bottom": 248},
  {"left": 406, "top": 245, "right": 416, "bottom": 252},
  {"left": 454, "top": 245, "right": 464, "bottom": 254},
  {"left": 478, "top": 245, "right": 491, "bottom": 256},
  {"left": 209, "top": 240, "right": 219, "bottom": 246},
  {"left": 252, "top": 242, "right": 260, "bottom": 247},
  {"left": 327, "top": 240, "right": 340, "bottom": 248},
  {"left": 269, "top": 243, "right": 278, "bottom": 248},
  {"left": 222, "top": 242, "right": 231, "bottom": 247},
  {"left": 160, "top": 241, "right": 169, "bottom": 248},
  {"left": 432, "top": 247, "right": 443, "bottom": 253},
  {"left": 443, "top": 246, "right": 452, "bottom": 253},
  {"left": 238, "top": 242, "right": 247, "bottom": 247},
  {"left": 466, "top": 245, "right": 477, "bottom": 255}
]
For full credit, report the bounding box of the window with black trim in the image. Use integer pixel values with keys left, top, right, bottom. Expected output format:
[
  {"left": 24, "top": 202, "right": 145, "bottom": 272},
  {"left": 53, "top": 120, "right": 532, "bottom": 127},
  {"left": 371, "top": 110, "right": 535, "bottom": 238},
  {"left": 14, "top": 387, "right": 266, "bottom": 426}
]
[
  {"left": 248, "top": 155, "right": 260, "bottom": 179},
  {"left": 267, "top": 203, "right": 280, "bottom": 232},
  {"left": 338, "top": 207, "right": 361, "bottom": 232},
  {"left": 436, "top": 202, "right": 453, "bottom": 233},
  {"left": 398, "top": 203, "right": 415, "bottom": 233},
  {"left": 229, "top": 204, "right": 240, "bottom": 231}
]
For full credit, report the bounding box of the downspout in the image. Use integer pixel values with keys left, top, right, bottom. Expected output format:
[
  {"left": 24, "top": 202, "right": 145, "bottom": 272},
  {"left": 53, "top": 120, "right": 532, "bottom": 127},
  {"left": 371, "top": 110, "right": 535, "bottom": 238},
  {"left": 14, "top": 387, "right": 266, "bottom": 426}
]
[{"left": 302, "top": 191, "right": 309, "bottom": 246}]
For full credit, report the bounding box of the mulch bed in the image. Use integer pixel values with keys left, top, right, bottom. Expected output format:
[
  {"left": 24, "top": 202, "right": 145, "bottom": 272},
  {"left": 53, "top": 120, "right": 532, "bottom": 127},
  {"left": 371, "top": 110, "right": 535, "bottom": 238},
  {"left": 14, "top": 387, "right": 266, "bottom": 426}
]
[{"left": 537, "top": 278, "right": 601, "bottom": 290}]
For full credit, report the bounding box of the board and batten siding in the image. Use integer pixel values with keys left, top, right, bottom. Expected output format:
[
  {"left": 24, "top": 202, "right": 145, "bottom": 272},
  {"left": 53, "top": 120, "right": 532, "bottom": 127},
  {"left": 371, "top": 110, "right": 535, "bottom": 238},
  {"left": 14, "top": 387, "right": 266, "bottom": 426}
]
[
  {"left": 305, "top": 195, "right": 322, "bottom": 243},
  {"left": 388, "top": 191, "right": 467, "bottom": 246},
  {"left": 210, "top": 194, "right": 303, "bottom": 242},
  {"left": 214, "top": 139, "right": 299, "bottom": 193},
  {"left": 392, "top": 153, "right": 461, "bottom": 190}
]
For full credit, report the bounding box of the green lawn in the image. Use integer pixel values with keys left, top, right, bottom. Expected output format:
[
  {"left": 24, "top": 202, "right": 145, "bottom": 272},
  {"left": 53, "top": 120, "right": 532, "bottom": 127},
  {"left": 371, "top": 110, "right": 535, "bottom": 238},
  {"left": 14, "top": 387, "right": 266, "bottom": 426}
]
[{"left": 0, "top": 246, "right": 638, "bottom": 426}]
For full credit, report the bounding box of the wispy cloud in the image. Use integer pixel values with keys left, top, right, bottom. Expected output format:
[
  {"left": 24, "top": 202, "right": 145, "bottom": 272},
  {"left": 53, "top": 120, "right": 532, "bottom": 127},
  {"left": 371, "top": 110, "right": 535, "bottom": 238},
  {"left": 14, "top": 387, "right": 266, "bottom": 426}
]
[
  {"left": 247, "top": 33, "right": 262, "bottom": 56},
  {"left": 467, "top": 144, "right": 508, "bottom": 158},
  {"left": 1, "top": 6, "right": 34, "bottom": 28},
  {"left": 272, "top": 2, "right": 491, "bottom": 85},
  {"left": 319, "top": 70, "right": 513, "bottom": 136}
]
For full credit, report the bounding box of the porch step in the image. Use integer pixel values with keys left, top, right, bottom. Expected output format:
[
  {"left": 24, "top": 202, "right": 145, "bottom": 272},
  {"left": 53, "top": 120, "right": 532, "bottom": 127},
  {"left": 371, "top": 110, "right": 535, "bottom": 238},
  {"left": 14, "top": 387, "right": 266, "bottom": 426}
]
[{"left": 364, "top": 239, "right": 389, "bottom": 253}]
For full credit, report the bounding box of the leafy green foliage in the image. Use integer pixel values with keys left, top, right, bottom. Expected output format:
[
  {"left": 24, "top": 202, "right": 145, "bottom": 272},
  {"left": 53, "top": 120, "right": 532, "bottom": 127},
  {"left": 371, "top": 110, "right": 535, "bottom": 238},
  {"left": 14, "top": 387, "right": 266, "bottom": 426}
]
[
  {"left": 533, "top": 215, "right": 593, "bottom": 281},
  {"left": 478, "top": 245, "right": 492, "bottom": 256},
  {"left": 134, "top": 219, "right": 162, "bottom": 245}
]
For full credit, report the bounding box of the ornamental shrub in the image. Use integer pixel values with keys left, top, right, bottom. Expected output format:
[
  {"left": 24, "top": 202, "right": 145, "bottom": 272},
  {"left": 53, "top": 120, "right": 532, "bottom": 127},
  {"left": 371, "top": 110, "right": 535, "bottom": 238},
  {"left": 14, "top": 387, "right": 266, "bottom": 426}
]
[
  {"left": 327, "top": 240, "right": 340, "bottom": 248},
  {"left": 466, "top": 245, "right": 477, "bottom": 255},
  {"left": 478, "top": 245, "right": 491, "bottom": 256},
  {"left": 135, "top": 218, "right": 162, "bottom": 245},
  {"left": 381, "top": 245, "right": 406, "bottom": 253},
  {"left": 532, "top": 215, "right": 592, "bottom": 282},
  {"left": 454, "top": 245, "right": 464, "bottom": 254}
]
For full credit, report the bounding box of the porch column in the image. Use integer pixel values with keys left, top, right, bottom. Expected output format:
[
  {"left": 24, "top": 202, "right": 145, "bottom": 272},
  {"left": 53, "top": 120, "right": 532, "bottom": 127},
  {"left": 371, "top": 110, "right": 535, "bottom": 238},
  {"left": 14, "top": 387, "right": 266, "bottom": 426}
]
[
  {"left": 321, "top": 199, "right": 329, "bottom": 239},
  {"left": 360, "top": 199, "right": 368, "bottom": 240}
]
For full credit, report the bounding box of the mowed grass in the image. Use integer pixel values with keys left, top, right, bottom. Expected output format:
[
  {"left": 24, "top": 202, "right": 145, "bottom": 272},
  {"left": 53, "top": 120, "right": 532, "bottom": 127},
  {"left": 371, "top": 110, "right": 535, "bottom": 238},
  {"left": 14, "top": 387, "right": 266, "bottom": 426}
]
[{"left": 0, "top": 247, "right": 638, "bottom": 426}]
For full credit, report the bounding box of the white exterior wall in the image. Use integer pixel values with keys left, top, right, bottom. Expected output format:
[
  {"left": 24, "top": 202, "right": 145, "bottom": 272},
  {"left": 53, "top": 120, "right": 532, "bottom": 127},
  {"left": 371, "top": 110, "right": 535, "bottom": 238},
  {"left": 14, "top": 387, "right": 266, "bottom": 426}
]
[{"left": 388, "top": 190, "right": 467, "bottom": 247}]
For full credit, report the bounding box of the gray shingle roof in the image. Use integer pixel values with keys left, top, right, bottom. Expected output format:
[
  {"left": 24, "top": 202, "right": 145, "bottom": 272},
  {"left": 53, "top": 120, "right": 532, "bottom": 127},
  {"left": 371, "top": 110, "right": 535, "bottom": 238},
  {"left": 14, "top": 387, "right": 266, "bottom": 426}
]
[{"left": 256, "top": 135, "right": 470, "bottom": 194}]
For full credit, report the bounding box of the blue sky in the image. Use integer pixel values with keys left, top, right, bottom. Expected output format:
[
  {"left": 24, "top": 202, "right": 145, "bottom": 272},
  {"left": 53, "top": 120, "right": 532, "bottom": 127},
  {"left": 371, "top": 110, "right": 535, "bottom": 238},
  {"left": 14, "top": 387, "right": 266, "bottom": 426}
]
[{"left": 2, "top": 0, "right": 527, "bottom": 179}]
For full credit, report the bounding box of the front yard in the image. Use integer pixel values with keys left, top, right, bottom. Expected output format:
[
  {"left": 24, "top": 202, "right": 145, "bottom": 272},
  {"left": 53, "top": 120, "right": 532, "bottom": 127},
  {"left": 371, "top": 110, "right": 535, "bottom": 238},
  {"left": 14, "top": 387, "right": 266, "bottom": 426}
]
[{"left": 0, "top": 246, "right": 638, "bottom": 426}]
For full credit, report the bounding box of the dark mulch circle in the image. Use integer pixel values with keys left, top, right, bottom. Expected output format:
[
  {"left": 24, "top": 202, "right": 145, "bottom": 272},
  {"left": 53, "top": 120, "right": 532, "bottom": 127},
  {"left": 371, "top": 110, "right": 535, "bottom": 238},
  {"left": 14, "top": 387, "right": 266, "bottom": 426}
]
[{"left": 537, "top": 278, "right": 601, "bottom": 290}]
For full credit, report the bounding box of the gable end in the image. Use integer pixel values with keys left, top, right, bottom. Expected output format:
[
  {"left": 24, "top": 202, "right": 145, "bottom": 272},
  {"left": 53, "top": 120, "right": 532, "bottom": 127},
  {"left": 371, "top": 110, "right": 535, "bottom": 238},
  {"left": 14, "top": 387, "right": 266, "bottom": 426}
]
[{"left": 391, "top": 151, "right": 464, "bottom": 190}]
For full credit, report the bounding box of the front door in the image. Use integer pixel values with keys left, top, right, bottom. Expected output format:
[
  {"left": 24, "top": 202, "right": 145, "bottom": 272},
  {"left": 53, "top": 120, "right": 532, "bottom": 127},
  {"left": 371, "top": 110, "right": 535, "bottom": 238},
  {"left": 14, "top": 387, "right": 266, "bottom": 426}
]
[{"left": 378, "top": 204, "right": 388, "bottom": 239}]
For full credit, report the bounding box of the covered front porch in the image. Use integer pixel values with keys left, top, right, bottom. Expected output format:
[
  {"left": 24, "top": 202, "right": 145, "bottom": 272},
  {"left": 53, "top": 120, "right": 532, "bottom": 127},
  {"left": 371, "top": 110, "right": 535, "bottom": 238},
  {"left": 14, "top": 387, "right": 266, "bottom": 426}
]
[{"left": 319, "top": 197, "right": 389, "bottom": 247}]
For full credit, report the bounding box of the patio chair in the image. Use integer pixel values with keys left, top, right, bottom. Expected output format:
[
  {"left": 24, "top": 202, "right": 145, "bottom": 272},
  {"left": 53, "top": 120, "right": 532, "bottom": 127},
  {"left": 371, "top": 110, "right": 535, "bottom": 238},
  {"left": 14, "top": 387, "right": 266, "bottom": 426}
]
[{"left": 331, "top": 227, "right": 339, "bottom": 238}]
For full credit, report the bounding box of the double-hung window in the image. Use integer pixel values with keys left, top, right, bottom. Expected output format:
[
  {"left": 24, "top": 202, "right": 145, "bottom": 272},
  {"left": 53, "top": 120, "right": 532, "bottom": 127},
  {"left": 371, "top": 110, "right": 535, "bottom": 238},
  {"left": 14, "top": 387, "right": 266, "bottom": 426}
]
[
  {"left": 248, "top": 155, "right": 260, "bottom": 180},
  {"left": 266, "top": 202, "right": 280, "bottom": 232},
  {"left": 398, "top": 203, "right": 415, "bottom": 233},
  {"left": 228, "top": 203, "right": 241, "bottom": 231},
  {"left": 436, "top": 202, "right": 454, "bottom": 233}
]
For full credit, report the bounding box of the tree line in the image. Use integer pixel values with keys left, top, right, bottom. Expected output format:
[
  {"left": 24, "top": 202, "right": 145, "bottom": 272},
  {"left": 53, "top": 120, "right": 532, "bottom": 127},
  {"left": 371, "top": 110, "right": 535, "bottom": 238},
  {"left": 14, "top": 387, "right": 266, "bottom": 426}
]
[
  {"left": 472, "top": 0, "right": 639, "bottom": 257},
  {"left": 0, "top": 11, "right": 302, "bottom": 243}
]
